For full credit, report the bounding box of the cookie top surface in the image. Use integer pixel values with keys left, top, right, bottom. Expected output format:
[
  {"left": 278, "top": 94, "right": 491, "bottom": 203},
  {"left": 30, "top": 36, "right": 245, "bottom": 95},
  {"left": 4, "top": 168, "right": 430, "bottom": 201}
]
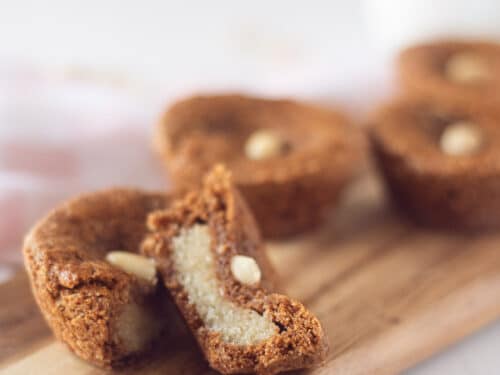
[
  {"left": 24, "top": 189, "right": 170, "bottom": 293},
  {"left": 370, "top": 97, "right": 500, "bottom": 177},
  {"left": 156, "top": 94, "right": 361, "bottom": 186},
  {"left": 399, "top": 40, "right": 500, "bottom": 102}
]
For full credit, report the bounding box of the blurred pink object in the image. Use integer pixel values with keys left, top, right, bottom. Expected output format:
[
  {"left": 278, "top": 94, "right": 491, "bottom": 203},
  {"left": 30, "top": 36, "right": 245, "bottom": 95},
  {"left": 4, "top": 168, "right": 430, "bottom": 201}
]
[{"left": 0, "top": 65, "right": 170, "bottom": 281}]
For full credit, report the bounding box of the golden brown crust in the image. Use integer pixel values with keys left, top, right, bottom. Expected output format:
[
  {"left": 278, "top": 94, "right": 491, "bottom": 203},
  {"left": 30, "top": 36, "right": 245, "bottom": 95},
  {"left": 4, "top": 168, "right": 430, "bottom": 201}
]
[
  {"left": 399, "top": 39, "right": 500, "bottom": 107},
  {"left": 142, "top": 166, "right": 328, "bottom": 374},
  {"left": 369, "top": 96, "right": 500, "bottom": 230},
  {"left": 23, "top": 189, "right": 171, "bottom": 368},
  {"left": 154, "top": 94, "right": 364, "bottom": 238}
]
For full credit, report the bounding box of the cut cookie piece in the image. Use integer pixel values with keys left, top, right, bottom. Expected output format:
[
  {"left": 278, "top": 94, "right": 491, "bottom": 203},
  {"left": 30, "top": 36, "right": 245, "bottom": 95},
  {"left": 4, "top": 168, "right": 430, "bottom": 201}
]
[
  {"left": 399, "top": 39, "right": 500, "bottom": 107},
  {"left": 369, "top": 97, "right": 500, "bottom": 231},
  {"left": 23, "top": 189, "right": 171, "bottom": 368},
  {"left": 142, "top": 166, "right": 328, "bottom": 374},
  {"left": 154, "top": 94, "right": 364, "bottom": 238}
]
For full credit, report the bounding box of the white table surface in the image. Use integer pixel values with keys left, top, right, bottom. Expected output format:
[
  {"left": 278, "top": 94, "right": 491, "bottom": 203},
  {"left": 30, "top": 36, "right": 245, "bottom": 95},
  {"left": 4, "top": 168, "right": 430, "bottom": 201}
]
[{"left": 1, "top": 1, "right": 500, "bottom": 373}]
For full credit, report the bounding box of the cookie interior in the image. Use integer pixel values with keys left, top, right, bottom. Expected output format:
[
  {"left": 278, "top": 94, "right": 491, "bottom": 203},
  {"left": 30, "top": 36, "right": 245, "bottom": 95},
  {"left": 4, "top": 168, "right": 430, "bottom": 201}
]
[{"left": 171, "top": 223, "right": 278, "bottom": 345}]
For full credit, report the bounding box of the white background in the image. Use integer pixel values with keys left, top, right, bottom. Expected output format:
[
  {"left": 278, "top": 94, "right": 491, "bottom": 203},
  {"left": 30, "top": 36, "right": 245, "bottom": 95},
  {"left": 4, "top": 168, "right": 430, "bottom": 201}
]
[{"left": 1, "top": 1, "right": 500, "bottom": 373}]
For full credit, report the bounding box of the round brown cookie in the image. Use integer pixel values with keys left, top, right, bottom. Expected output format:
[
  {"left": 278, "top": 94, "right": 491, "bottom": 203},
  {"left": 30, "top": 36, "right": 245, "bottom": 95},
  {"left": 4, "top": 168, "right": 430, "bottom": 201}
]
[
  {"left": 154, "top": 94, "right": 364, "bottom": 238},
  {"left": 369, "top": 96, "right": 500, "bottom": 231},
  {"left": 399, "top": 39, "right": 500, "bottom": 107},
  {"left": 23, "top": 189, "right": 172, "bottom": 368},
  {"left": 142, "top": 166, "right": 328, "bottom": 374}
]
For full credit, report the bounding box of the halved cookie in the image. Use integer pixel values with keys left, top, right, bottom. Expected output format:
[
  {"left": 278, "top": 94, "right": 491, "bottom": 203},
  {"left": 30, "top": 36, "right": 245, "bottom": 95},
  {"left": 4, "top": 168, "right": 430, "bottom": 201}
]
[
  {"left": 23, "top": 189, "right": 171, "bottom": 368},
  {"left": 399, "top": 39, "right": 500, "bottom": 107},
  {"left": 154, "top": 94, "right": 363, "bottom": 238},
  {"left": 370, "top": 96, "right": 500, "bottom": 230},
  {"left": 142, "top": 166, "right": 328, "bottom": 374}
]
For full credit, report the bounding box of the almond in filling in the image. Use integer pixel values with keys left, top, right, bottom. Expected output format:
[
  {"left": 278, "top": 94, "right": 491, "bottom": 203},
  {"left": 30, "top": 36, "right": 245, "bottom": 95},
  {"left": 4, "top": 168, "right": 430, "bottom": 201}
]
[
  {"left": 439, "top": 121, "right": 483, "bottom": 156},
  {"left": 244, "top": 129, "right": 287, "bottom": 160},
  {"left": 171, "top": 224, "right": 278, "bottom": 345},
  {"left": 106, "top": 251, "right": 157, "bottom": 284},
  {"left": 445, "top": 52, "right": 490, "bottom": 84}
]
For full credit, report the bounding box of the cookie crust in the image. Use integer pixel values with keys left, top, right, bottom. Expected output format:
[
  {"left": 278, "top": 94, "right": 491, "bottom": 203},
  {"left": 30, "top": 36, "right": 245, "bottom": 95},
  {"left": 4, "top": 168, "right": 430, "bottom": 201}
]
[
  {"left": 154, "top": 94, "right": 363, "bottom": 238},
  {"left": 370, "top": 97, "right": 500, "bottom": 230}
]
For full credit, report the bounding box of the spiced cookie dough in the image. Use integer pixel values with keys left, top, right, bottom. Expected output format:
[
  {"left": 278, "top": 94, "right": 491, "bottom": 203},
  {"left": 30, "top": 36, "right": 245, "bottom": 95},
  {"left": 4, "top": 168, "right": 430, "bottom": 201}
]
[
  {"left": 370, "top": 97, "right": 500, "bottom": 230},
  {"left": 23, "top": 189, "right": 171, "bottom": 368},
  {"left": 154, "top": 94, "right": 363, "bottom": 238},
  {"left": 141, "top": 166, "right": 328, "bottom": 374},
  {"left": 399, "top": 40, "right": 500, "bottom": 106}
]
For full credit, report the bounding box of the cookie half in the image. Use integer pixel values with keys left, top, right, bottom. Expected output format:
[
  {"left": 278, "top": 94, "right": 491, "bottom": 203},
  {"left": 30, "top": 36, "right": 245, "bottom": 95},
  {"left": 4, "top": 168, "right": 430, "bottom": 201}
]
[
  {"left": 23, "top": 189, "right": 171, "bottom": 368},
  {"left": 142, "top": 166, "right": 328, "bottom": 374},
  {"left": 154, "top": 94, "right": 363, "bottom": 238}
]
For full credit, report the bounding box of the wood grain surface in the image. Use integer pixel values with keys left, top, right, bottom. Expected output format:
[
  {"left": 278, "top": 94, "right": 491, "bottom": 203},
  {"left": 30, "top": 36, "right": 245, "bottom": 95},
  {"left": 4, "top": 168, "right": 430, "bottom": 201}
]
[{"left": 3, "top": 171, "right": 500, "bottom": 374}]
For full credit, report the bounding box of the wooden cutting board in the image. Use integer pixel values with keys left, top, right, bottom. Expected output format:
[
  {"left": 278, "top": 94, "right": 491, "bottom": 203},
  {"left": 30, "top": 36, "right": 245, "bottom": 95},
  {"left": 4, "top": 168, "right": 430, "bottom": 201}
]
[{"left": 3, "top": 171, "right": 500, "bottom": 375}]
